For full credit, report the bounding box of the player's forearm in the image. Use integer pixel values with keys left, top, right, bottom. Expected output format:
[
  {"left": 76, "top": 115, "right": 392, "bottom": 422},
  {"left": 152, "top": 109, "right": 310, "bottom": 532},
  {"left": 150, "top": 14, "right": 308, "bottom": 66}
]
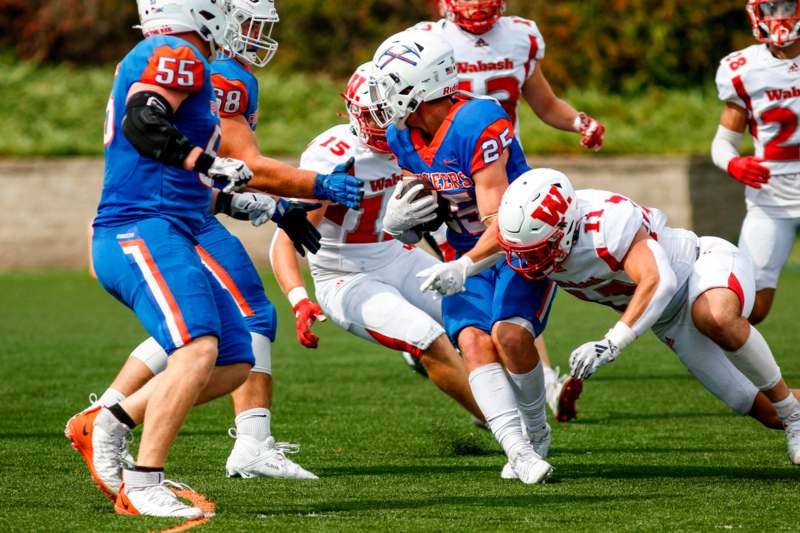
[
  {"left": 465, "top": 220, "right": 503, "bottom": 264},
  {"left": 533, "top": 96, "right": 579, "bottom": 132},
  {"left": 269, "top": 229, "right": 308, "bottom": 298},
  {"left": 246, "top": 156, "right": 317, "bottom": 199},
  {"left": 711, "top": 125, "right": 744, "bottom": 172}
]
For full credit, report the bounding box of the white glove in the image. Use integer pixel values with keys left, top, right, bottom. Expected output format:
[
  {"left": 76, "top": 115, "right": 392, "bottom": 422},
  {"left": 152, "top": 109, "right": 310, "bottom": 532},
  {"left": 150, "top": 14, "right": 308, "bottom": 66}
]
[
  {"left": 569, "top": 339, "right": 621, "bottom": 380},
  {"left": 416, "top": 256, "right": 473, "bottom": 299},
  {"left": 383, "top": 183, "right": 438, "bottom": 235},
  {"left": 207, "top": 157, "right": 254, "bottom": 193},
  {"left": 231, "top": 192, "right": 277, "bottom": 227}
]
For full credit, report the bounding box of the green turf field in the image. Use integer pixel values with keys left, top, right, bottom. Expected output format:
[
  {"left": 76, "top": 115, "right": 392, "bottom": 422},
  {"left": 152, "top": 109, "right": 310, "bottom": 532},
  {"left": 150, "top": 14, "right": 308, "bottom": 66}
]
[{"left": 1, "top": 270, "right": 799, "bottom": 532}]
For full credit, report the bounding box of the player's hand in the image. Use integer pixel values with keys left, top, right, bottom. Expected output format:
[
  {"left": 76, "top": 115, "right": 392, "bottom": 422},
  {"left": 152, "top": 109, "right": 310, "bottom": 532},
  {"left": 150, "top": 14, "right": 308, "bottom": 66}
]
[
  {"left": 272, "top": 200, "right": 322, "bottom": 257},
  {"left": 727, "top": 156, "right": 771, "bottom": 188},
  {"left": 569, "top": 338, "right": 621, "bottom": 380},
  {"left": 293, "top": 298, "right": 326, "bottom": 348},
  {"left": 229, "top": 192, "right": 276, "bottom": 227},
  {"left": 574, "top": 112, "right": 605, "bottom": 151},
  {"left": 314, "top": 157, "right": 365, "bottom": 209},
  {"left": 207, "top": 157, "right": 254, "bottom": 192},
  {"left": 416, "top": 257, "right": 470, "bottom": 299},
  {"left": 383, "top": 183, "right": 438, "bottom": 235}
]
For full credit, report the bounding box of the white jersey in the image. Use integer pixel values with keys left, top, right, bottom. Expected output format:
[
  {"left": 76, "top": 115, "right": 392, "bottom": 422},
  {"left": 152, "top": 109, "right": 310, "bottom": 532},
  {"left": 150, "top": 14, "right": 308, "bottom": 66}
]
[
  {"left": 299, "top": 124, "right": 406, "bottom": 278},
  {"left": 716, "top": 44, "right": 800, "bottom": 215},
  {"left": 550, "top": 189, "right": 699, "bottom": 326},
  {"left": 413, "top": 16, "right": 545, "bottom": 132}
]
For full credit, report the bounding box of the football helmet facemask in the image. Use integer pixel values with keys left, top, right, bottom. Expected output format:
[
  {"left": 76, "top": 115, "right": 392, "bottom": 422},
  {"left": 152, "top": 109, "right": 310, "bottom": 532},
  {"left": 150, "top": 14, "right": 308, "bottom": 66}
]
[
  {"left": 747, "top": 0, "right": 800, "bottom": 47},
  {"left": 342, "top": 62, "right": 391, "bottom": 153},
  {"left": 440, "top": 0, "right": 505, "bottom": 35},
  {"left": 223, "top": 0, "right": 279, "bottom": 67}
]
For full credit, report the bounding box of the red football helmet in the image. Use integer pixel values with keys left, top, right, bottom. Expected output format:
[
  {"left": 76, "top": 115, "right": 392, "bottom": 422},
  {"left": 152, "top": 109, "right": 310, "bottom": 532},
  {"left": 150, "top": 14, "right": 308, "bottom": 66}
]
[
  {"left": 747, "top": 0, "right": 800, "bottom": 47},
  {"left": 341, "top": 62, "right": 391, "bottom": 154},
  {"left": 440, "top": 0, "right": 505, "bottom": 35}
]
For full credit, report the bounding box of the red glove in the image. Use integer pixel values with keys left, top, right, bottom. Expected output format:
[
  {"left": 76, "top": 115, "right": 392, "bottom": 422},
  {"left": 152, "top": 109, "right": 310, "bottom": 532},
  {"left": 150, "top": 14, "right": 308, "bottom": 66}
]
[
  {"left": 575, "top": 112, "right": 605, "bottom": 151},
  {"left": 293, "top": 298, "right": 326, "bottom": 348},
  {"left": 727, "top": 156, "right": 771, "bottom": 188}
]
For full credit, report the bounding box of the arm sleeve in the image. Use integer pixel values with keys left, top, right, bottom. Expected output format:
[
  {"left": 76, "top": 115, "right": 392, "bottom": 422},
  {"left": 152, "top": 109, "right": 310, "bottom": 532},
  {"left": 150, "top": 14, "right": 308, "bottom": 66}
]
[
  {"left": 711, "top": 125, "right": 743, "bottom": 171},
  {"left": 628, "top": 239, "right": 679, "bottom": 336}
]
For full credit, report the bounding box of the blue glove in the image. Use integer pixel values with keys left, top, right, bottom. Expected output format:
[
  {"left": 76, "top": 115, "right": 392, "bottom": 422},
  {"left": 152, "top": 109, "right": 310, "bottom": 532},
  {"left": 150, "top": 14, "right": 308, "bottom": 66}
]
[
  {"left": 313, "top": 157, "right": 364, "bottom": 209},
  {"left": 272, "top": 199, "right": 322, "bottom": 257}
]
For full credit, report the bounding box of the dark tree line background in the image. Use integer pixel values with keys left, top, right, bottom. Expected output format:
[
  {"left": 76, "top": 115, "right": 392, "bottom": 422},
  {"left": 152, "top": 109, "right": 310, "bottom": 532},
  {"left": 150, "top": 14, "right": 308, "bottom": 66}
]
[{"left": 0, "top": 0, "right": 755, "bottom": 91}]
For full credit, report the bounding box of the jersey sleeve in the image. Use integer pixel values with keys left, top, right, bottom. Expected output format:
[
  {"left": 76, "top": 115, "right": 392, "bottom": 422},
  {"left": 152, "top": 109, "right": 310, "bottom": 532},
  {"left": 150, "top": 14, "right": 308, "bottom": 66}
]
[
  {"left": 460, "top": 101, "right": 516, "bottom": 176},
  {"left": 591, "top": 194, "right": 644, "bottom": 272},
  {"left": 212, "top": 73, "right": 250, "bottom": 118},
  {"left": 507, "top": 16, "right": 545, "bottom": 79},
  {"left": 140, "top": 44, "right": 206, "bottom": 92},
  {"left": 299, "top": 127, "right": 354, "bottom": 175},
  {"left": 715, "top": 54, "right": 746, "bottom": 108}
]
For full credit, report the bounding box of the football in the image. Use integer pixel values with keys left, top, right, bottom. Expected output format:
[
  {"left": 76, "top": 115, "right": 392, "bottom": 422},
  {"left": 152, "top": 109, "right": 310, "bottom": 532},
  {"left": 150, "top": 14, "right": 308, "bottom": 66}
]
[{"left": 397, "top": 175, "right": 453, "bottom": 232}]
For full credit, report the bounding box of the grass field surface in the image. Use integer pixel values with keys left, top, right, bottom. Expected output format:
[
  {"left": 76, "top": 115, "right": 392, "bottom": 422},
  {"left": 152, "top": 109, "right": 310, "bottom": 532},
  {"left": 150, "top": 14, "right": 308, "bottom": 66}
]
[
  {"left": 0, "top": 58, "right": 753, "bottom": 158},
  {"left": 1, "top": 269, "right": 799, "bottom": 531}
]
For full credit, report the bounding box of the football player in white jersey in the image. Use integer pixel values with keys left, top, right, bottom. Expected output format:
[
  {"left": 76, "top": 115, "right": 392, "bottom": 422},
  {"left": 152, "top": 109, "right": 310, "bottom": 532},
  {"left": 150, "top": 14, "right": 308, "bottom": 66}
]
[
  {"left": 413, "top": 0, "right": 605, "bottom": 421},
  {"left": 270, "top": 63, "right": 484, "bottom": 425},
  {"left": 496, "top": 168, "right": 800, "bottom": 464},
  {"left": 712, "top": 0, "right": 800, "bottom": 324}
]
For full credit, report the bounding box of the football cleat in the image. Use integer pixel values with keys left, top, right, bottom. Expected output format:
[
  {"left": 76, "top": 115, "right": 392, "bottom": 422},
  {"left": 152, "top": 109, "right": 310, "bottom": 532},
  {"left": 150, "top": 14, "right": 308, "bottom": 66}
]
[
  {"left": 66, "top": 394, "right": 135, "bottom": 468},
  {"left": 505, "top": 446, "right": 553, "bottom": 484},
  {"left": 115, "top": 480, "right": 204, "bottom": 519},
  {"left": 783, "top": 410, "right": 800, "bottom": 465},
  {"left": 401, "top": 351, "right": 429, "bottom": 378},
  {"left": 65, "top": 406, "right": 130, "bottom": 500},
  {"left": 225, "top": 432, "right": 318, "bottom": 480},
  {"left": 546, "top": 371, "right": 583, "bottom": 422},
  {"left": 501, "top": 424, "right": 552, "bottom": 479}
]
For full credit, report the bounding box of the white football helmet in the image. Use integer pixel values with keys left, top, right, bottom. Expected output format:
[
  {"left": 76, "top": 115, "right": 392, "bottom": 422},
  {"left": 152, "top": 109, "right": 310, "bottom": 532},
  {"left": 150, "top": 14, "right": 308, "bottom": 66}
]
[
  {"left": 497, "top": 168, "right": 580, "bottom": 280},
  {"left": 342, "top": 62, "right": 390, "bottom": 153},
  {"left": 368, "top": 30, "right": 459, "bottom": 129},
  {"left": 136, "top": 0, "right": 228, "bottom": 50},
  {"left": 223, "top": 0, "right": 280, "bottom": 67}
]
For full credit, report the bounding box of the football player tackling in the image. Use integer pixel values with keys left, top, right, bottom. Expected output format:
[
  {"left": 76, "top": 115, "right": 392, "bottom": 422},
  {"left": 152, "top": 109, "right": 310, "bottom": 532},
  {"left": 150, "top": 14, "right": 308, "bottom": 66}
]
[
  {"left": 713, "top": 0, "right": 800, "bottom": 324},
  {"left": 414, "top": 0, "right": 606, "bottom": 420},
  {"left": 270, "top": 62, "right": 483, "bottom": 425},
  {"left": 371, "top": 30, "right": 555, "bottom": 483},
  {"left": 496, "top": 169, "right": 800, "bottom": 464}
]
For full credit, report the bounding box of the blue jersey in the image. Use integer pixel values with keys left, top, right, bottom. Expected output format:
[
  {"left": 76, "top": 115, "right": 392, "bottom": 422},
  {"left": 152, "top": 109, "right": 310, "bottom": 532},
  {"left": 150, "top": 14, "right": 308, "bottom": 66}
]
[
  {"left": 387, "top": 98, "right": 530, "bottom": 252},
  {"left": 211, "top": 56, "right": 260, "bottom": 131},
  {"left": 94, "top": 35, "right": 221, "bottom": 236}
]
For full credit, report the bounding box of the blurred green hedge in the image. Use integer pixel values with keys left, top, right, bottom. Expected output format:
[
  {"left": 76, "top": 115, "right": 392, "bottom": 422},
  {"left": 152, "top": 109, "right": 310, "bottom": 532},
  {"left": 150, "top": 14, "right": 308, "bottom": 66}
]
[{"left": 0, "top": 0, "right": 756, "bottom": 90}]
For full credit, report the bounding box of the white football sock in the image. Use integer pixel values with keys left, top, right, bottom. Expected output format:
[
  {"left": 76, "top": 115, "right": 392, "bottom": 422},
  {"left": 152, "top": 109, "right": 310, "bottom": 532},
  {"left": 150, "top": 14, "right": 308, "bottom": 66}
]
[
  {"left": 235, "top": 407, "right": 271, "bottom": 442},
  {"left": 95, "top": 407, "right": 131, "bottom": 437},
  {"left": 507, "top": 363, "right": 548, "bottom": 436},
  {"left": 725, "top": 326, "right": 782, "bottom": 391},
  {"left": 468, "top": 363, "right": 528, "bottom": 458},
  {"left": 773, "top": 394, "right": 800, "bottom": 421},
  {"left": 130, "top": 337, "right": 168, "bottom": 375},
  {"left": 123, "top": 468, "right": 163, "bottom": 489},
  {"left": 97, "top": 387, "right": 126, "bottom": 407}
]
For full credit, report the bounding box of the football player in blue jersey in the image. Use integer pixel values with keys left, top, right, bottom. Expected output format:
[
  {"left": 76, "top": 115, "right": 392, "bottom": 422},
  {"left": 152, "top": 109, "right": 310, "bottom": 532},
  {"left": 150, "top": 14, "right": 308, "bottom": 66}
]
[
  {"left": 64, "top": 0, "right": 327, "bottom": 519},
  {"left": 70, "top": 0, "right": 318, "bottom": 485},
  {"left": 370, "top": 30, "right": 556, "bottom": 484}
]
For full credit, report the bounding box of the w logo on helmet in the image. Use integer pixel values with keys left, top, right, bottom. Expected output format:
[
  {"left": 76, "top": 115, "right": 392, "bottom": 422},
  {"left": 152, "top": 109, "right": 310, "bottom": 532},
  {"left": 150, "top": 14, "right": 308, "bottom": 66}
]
[
  {"left": 376, "top": 44, "right": 422, "bottom": 69},
  {"left": 532, "top": 185, "right": 571, "bottom": 226}
]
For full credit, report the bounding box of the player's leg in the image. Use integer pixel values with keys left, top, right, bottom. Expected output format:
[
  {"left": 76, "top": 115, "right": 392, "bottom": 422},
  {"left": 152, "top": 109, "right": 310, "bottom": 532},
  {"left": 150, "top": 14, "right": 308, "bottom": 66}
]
[
  {"left": 690, "top": 237, "right": 800, "bottom": 463},
  {"left": 444, "top": 268, "right": 551, "bottom": 483},
  {"left": 737, "top": 209, "right": 797, "bottom": 324}
]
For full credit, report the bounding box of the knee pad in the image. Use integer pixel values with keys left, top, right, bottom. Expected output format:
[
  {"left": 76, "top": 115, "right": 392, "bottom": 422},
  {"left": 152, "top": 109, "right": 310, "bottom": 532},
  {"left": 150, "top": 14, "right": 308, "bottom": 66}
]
[
  {"left": 129, "top": 337, "right": 168, "bottom": 375},
  {"left": 250, "top": 332, "right": 272, "bottom": 374}
]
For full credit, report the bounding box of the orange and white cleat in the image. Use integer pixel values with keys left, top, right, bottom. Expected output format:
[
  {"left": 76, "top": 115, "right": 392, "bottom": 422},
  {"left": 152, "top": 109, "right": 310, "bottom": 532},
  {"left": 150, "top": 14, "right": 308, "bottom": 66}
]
[
  {"left": 546, "top": 369, "right": 583, "bottom": 422},
  {"left": 115, "top": 477, "right": 204, "bottom": 519},
  {"left": 65, "top": 406, "right": 130, "bottom": 500}
]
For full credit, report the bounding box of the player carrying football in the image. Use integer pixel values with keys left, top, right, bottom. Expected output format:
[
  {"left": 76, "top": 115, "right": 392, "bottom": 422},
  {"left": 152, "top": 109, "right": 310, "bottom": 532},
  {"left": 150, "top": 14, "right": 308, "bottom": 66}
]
[
  {"left": 370, "top": 30, "right": 555, "bottom": 483},
  {"left": 712, "top": 0, "right": 800, "bottom": 324},
  {"left": 413, "top": 0, "right": 606, "bottom": 420},
  {"left": 496, "top": 168, "right": 800, "bottom": 464},
  {"left": 270, "top": 62, "right": 484, "bottom": 426}
]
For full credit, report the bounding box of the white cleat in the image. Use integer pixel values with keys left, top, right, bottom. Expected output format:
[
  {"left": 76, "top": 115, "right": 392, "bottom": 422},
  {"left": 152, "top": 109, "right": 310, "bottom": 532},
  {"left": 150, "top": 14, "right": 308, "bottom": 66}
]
[
  {"left": 784, "top": 411, "right": 800, "bottom": 465},
  {"left": 66, "top": 394, "right": 136, "bottom": 468},
  {"left": 500, "top": 424, "right": 552, "bottom": 479},
  {"left": 116, "top": 480, "right": 205, "bottom": 519},
  {"left": 505, "top": 446, "right": 553, "bottom": 484},
  {"left": 225, "top": 432, "right": 318, "bottom": 480}
]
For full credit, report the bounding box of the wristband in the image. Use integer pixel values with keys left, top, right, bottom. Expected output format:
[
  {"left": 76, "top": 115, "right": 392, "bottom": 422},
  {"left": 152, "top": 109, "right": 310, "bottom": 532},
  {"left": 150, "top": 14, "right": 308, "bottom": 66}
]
[
  {"left": 193, "top": 152, "right": 215, "bottom": 175},
  {"left": 288, "top": 287, "right": 310, "bottom": 308},
  {"left": 572, "top": 113, "right": 584, "bottom": 133},
  {"left": 605, "top": 321, "right": 637, "bottom": 351},
  {"left": 215, "top": 192, "right": 234, "bottom": 216},
  {"left": 456, "top": 255, "right": 475, "bottom": 275}
]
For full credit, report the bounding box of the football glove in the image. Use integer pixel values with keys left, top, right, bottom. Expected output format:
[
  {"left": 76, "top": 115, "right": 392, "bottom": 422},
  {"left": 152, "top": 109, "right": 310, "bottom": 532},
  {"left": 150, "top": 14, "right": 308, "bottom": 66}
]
[
  {"left": 416, "top": 256, "right": 472, "bottom": 300},
  {"left": 569, "top": 338, "right": 621, "bottom": 381},
  {"left": 293, "top": 298, "right": 326, "bottom": 349},
  {"left": 383, "top": 183, "right": 439, "bottom": 236},
  {"left": 574, "top": 112, "right": 605, "bottom": 151},
  {"left": 727, "top": 156, "right": 771, "bottom": 188},
  {"left": 225, "top": 192, "right": 276, "bottom": 227},
  {"left": 204, "top": 156, "right": 254, "bottom": 192},
  {"left": 313, "top": 157, "right": 365, "bottom": 209},
  {"left": 272, "top": 200, "right": 322, "bottom": 257}
]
